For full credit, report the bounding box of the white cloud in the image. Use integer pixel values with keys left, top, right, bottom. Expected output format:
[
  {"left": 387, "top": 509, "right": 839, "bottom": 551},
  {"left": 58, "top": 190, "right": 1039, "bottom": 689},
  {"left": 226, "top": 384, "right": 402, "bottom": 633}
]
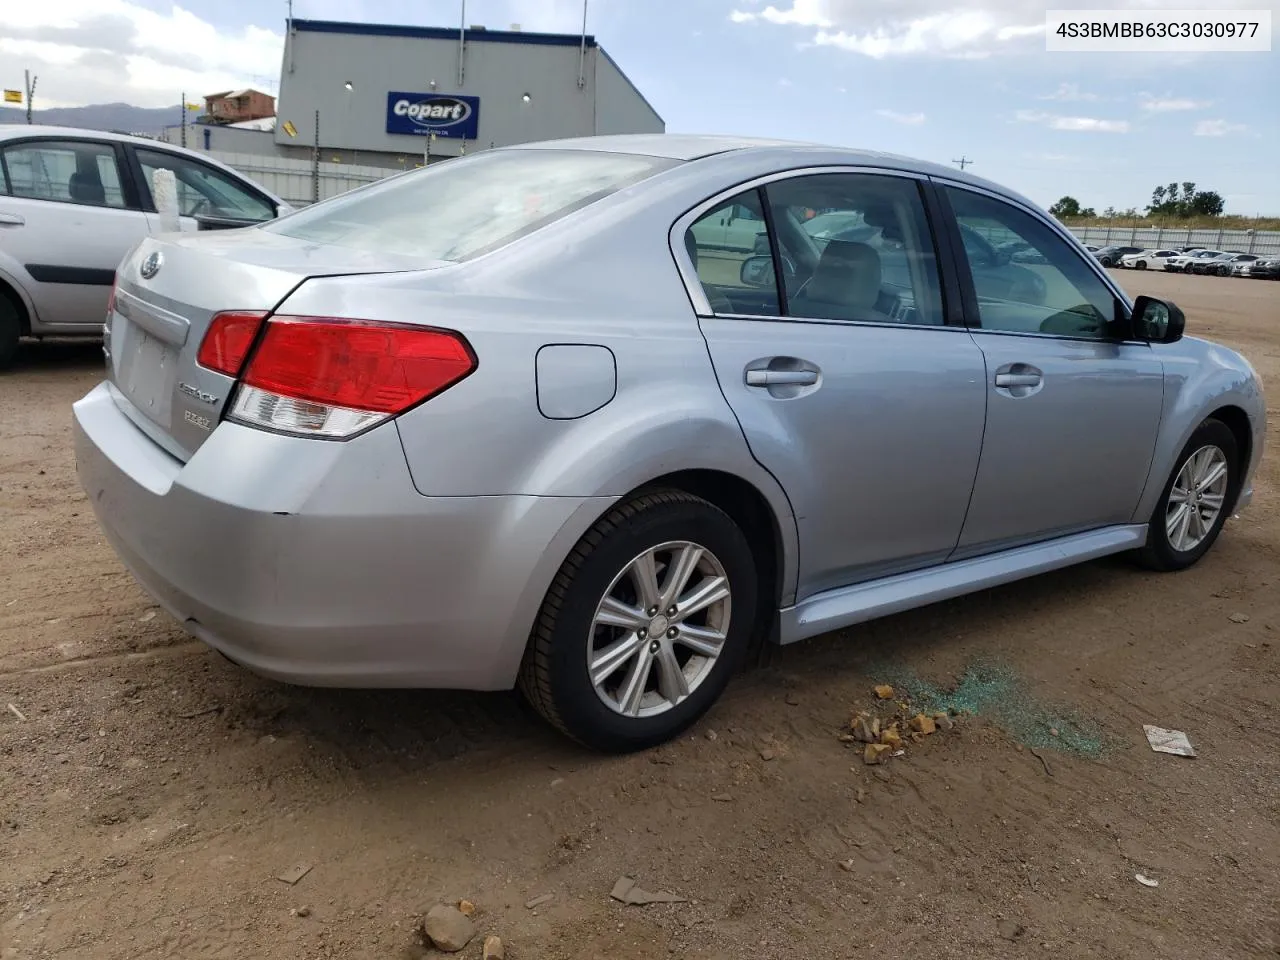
[
  {"left": 1016, "top": 109, "right": 1130, "bottom": 132},
  {"left": 730, "top": 0, "right": 833, "bottom": 27},
  {"left": 1040, "top": 82, "right": 1098, "bottom": 102},
  {"left": 875, "top": 108, "right": 926, "bottom": 125},
  {"left": 0, "top": 0, "right": 282, "bottom": 108},
  {"left": 1140, "top": 95, "right": 1212, "bottom": 112},
  {"left": 1194, "top": 119, "right": 1247, "bottom": 136}
]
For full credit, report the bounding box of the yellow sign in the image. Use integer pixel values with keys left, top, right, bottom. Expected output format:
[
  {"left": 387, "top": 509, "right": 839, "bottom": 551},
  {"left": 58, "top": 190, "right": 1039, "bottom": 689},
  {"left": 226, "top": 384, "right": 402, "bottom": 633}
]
[
  {"left": 3, "top": 90, "right": 22, "bottom": 104},
  {"left": 282, "top": 119, "right": 297, "bottom": 138},
  {"left": 185, "top": 102, "right": 201, "bottom": 112}
]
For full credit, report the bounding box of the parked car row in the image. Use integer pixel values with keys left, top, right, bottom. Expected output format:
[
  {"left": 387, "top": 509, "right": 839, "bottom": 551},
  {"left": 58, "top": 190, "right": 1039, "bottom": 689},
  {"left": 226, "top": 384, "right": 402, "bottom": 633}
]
[
  {"left": 1088, "top": 243, "right": 1279, "bottom": 280},
  {"left": 0, "top": 125, "right": 293, "bottom": 367},
  {"left": 1161, "top": 249, "right": 1277, "bottom": 278}
]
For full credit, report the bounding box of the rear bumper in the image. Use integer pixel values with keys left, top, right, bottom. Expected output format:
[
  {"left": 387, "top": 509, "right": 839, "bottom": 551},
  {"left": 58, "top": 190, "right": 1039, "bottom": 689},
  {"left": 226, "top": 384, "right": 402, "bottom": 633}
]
[{"left": 73, "top": 382, "right": 612, "bottom": 689}]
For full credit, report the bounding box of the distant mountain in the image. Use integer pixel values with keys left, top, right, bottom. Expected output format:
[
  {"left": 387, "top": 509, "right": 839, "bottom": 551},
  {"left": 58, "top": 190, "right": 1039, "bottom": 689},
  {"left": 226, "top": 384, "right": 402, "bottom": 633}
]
[{"left": 0, "top": 102, "right": 183, "bottom": 135}]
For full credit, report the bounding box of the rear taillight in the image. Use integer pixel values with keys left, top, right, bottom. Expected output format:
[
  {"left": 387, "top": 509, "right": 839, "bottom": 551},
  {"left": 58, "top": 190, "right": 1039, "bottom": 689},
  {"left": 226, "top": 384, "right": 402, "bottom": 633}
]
[
  {"left": 197, "top": 311, "right": 269, "bottom": 376},
  {"left": 227, "top": 316, "right": 476, "bottom": 439}
]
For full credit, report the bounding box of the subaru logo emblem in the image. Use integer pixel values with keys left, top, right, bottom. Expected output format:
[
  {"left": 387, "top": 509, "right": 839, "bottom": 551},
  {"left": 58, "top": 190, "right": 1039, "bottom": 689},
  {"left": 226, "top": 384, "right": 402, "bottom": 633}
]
[{"left": 140, "top": 252, "right": 163, "bottom": 279}]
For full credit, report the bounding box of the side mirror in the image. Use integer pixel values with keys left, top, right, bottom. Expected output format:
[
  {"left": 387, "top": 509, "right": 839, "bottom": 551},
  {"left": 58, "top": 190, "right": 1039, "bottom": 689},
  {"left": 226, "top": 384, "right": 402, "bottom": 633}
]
[
  {"left": 739, "top": 255, "right": 776, "bottom": 288},
  {"left": 1132, "top": 295, "right": 1185, "bottom": 344}
]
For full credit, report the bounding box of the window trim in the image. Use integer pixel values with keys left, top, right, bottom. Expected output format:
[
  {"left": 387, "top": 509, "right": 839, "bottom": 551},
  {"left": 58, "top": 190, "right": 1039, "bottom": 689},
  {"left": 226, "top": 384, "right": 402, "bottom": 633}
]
[
  {"left": 929, "top": 177, "right": 1147, "bottom": 345},
  {"left": 671, "top": 164, "right": 964, "bottom": 331},
  {"left": 127, "top": 144, "right": 278, "bottom": 219},
  {"left": 0, "top": 135, "right": 144, "bottom": 211}
]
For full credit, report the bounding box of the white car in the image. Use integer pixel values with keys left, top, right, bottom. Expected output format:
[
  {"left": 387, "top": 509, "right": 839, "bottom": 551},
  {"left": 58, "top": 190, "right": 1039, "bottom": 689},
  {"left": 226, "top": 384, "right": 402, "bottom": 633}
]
[
  {"left": 0, "top": 126, "right": 293, "bottom": 367},
  {"left": 1164, "top": 250, "right": 1224, "bottom": 272},
  {"left": 1120, "top": 249, "right": 1180, "bottom": 270}
]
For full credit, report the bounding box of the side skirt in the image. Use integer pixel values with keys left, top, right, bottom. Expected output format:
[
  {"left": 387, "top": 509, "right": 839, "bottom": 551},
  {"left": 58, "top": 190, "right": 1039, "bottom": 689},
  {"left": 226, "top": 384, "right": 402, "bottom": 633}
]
[{"left": 778, "top": 524, "right": 1148, "bottom": 645}]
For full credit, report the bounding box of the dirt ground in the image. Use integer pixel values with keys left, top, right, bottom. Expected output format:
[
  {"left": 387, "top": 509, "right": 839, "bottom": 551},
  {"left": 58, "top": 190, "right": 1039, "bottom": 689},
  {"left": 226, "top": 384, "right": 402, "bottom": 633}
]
[{"left": 2, "top": 270, "right": 1278, "bottom": 960}]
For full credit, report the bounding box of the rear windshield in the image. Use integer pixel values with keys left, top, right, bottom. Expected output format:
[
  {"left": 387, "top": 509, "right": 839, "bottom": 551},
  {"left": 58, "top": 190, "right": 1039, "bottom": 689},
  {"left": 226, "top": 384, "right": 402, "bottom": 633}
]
[{"left": 265, "top": 148, "right": 678, "bottom": 261}]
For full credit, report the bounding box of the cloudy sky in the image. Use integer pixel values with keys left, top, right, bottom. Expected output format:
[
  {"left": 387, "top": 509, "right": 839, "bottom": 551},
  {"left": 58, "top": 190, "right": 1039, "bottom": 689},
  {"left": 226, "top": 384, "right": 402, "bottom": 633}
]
[{"left": 3, "top": 0, "right": 1277, "bottom": 213}]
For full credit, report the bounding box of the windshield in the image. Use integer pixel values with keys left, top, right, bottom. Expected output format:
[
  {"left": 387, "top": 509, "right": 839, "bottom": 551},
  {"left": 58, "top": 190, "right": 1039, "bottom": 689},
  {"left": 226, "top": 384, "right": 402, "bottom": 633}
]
[{"left": 266, "top": 148, "right": 678, "bottom": 261}]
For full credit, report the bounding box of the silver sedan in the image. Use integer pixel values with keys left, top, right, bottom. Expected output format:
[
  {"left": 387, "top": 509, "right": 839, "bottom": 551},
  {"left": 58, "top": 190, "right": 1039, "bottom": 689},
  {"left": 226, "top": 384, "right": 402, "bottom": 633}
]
[{"left": 73, "top": 135, "right": 1266, "bottom": 752}]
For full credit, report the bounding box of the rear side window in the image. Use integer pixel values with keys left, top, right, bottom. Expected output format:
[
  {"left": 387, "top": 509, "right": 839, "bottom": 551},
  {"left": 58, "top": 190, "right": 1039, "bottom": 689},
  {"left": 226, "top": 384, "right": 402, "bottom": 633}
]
[
  {"left": 0, "top": 140, "right": 128, "bottom": 208},
  {"left": 685, "top": 189, "right": 780, "bottom": 317},
  {"left": 267, "top": 149, "right": 678, "bottom": 261}
]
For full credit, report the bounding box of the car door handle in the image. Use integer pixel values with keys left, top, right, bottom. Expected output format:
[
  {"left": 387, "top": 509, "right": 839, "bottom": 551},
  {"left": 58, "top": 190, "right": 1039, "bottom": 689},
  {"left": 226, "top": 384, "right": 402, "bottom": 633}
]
[
  {"left": 746, "top": 369, "right": 819, "bottom": 387},
  {"left": 994, "top": 372, "right": 1042, "bottom": 388},
  {"left": 0, "top": 213, "right": 24, "bottom": 226}
]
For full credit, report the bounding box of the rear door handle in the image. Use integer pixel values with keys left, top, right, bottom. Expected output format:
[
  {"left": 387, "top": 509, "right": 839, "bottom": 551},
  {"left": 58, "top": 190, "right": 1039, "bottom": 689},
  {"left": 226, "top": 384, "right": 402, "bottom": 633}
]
[
  {"left": 0, "top": 213, "right": 24, "bottom": 226},
  {"left": 746, "top": 369, "right": 819, "bottom": 387},
  {"left": 994, "top": 372, "right": 1042, "bottom": 388}
]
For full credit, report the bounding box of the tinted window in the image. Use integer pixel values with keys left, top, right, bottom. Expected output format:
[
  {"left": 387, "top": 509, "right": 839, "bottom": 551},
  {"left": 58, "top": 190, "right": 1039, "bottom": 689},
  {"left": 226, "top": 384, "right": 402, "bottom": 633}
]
[
  {"left": 136, "top": 148, "right": 274, "bottom": 221},
  {"left": 1, "top": 140, "right": 127, "bottom": 208},
  {"left": 769, "top": 173, "right": 944, "bottom": 326},
  {"left": 946, "top": 187, "right": 1118, "bottom": 339},
  {"left": 685, "top": 189, "right": 779, "bottom": 317},
  {"left": 269, "top": 148, "right": 677, "bottom": 261}
]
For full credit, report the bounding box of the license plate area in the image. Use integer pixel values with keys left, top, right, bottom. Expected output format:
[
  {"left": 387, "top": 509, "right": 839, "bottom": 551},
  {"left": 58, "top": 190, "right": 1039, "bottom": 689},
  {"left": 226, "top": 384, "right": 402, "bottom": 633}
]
[{"left": 117, "top": 324, "right": 178, "bottom": 427}]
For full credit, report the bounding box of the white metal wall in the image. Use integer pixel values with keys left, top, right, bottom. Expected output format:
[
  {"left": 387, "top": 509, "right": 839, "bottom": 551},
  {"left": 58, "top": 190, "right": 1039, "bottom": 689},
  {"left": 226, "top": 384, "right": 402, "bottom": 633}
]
[
  {"left": 1068, "top": 225, "right": 1280, "bottom": 256},
  {"left": 212, "top": 151, "right": 399, "bottom": 207}
]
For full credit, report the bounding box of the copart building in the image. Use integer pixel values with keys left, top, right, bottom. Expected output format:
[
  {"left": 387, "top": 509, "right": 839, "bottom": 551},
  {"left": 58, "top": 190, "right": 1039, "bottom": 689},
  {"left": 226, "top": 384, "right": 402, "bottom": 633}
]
[{"left": 166, "top": 17, "right": 664, "bottom": 169}]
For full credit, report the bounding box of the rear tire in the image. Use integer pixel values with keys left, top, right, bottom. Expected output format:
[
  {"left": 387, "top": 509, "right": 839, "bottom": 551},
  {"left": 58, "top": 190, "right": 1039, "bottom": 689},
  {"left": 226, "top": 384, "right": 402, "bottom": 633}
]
[
  {"left": 1136, "top": 419, "right": 1238, "bottom": 572},
  {"left": 0, "top": 294, "right": 20, "bottom": 370},
  {"left": 518, "top": 490, "right": 758, "bottom": 752}
]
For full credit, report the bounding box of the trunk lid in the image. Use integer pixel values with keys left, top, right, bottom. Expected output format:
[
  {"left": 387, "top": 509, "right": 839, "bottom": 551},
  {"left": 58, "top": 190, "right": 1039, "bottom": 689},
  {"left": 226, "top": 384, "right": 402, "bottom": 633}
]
[{"left": 107, "top": 228, "right": 442, "bottom": 461}]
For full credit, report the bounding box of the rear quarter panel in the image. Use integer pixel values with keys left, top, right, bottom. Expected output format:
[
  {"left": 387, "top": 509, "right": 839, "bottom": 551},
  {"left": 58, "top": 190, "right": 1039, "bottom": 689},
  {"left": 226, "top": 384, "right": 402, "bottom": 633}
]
[{"left": 272, "top": 158, "right": 804, "bottom": 599}]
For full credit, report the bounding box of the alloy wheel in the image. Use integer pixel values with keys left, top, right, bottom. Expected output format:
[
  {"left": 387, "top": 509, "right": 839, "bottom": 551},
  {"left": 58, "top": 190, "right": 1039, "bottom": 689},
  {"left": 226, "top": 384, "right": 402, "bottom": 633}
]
[
  {"left": 587, "top": 541, "right": 732, "bottom": 718},
  {"left": 1166, "top": 444, "right": 1229, "bottom": 553}
]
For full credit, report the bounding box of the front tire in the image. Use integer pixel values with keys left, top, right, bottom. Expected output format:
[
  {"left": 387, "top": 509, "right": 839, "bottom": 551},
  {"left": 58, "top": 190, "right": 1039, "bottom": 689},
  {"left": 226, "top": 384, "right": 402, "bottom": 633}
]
[
  {"left": 1135, "top": 260, "right": 1147, "bottom": 270},
  {"left": 1136, "top": 419, "right": 1238, "bottom": 572},
  {"left": 518, "top": 490, "right": 759, "bottom": 752}
]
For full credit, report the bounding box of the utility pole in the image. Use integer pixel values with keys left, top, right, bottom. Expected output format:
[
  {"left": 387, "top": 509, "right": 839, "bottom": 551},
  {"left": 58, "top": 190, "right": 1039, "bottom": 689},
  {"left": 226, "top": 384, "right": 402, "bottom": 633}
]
[
  {"left": 312, "top": 109, "right": 320, "bottom": 204},
  {"left": 577, "top": 0, "right": 589, "bottom": 89},
  {"left": 952, "top": 156, "right": 972, "bottom": 170},
  {"left": 24, "top": 70, "right": 36, "bottom": 124},
  {"left": 180, "top": 91, "right": 187, "bottom": 147}
]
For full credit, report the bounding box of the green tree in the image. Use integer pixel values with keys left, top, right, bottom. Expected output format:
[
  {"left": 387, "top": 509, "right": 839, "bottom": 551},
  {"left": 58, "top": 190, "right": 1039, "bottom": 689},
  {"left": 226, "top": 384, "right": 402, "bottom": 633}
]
[
  {"left": 1188, "top": 190, "right": 1225, "bottom": 216},
  {"left": 1145, "top": 182, "right": 1224, "bottom": 219},
  {"left": 1049, "top": 196, "right": 1083, "bottom": 218}
]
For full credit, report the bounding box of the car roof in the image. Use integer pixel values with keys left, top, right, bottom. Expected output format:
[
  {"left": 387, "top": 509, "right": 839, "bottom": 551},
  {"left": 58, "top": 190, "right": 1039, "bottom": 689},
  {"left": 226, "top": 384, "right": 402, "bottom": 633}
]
[
  {"left": 509, "top": 133, "right": 1019, "bottom": 202},
  {"left": 0, "top": 124, "right": 180, "bottom": 149},
  {"left": 0, "top": 124, "right": 287, "bottom": 204}
]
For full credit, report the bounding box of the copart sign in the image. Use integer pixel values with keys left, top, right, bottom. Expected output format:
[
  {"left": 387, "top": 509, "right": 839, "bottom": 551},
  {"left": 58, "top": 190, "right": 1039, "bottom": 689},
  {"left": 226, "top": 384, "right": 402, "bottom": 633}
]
[{"left": 386, "top": 92, "right": 481, "bottom": 139}]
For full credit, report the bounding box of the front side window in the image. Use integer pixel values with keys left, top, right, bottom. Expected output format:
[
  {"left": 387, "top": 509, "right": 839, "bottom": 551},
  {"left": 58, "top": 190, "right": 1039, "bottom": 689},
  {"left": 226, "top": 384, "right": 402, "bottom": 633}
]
[
  {"left": 685, "top": 189, "right": 779, "bottom": 317},
  {"left": 769, "top": 173, "right": 944, "bottom": 326},
  {"left": 135, "top": 148, "right": 274, "bottom": 221},
  {"left": 945, "top": 187, "right": 1119, "bottom": 340},
  {"left": 268, "top": 148, "right": 678, "bottom": 261},
  {"left": 1, "top": 140, "right": 127, "bottom": 208}
]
